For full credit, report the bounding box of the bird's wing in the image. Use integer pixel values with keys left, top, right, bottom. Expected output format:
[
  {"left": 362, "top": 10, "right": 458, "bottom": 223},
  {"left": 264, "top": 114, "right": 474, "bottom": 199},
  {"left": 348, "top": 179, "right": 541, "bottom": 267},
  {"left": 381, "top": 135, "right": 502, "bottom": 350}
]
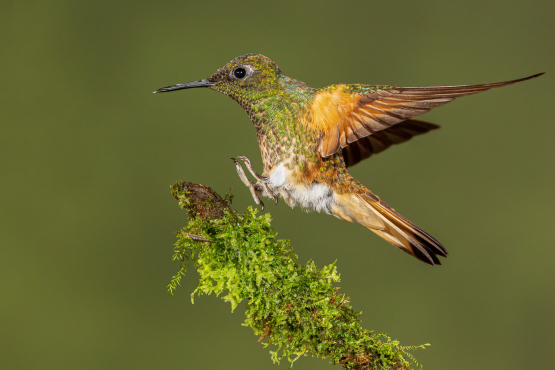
[
  {"left": 342, "top": 119, "right": 439, "bottom": 168},
  {"left": 313, "top": 73, "right": 543, "bottom": 158}
]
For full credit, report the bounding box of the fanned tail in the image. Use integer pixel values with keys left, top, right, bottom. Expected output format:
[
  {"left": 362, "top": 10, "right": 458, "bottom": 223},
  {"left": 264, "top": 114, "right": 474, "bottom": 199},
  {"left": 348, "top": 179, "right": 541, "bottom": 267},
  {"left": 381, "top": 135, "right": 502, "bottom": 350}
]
[
  {"left": 331, "top": 190, "right": 447, "bottom": 265},
  {"left": 358, "top": 193, "right": 447, "bottom": 265}
]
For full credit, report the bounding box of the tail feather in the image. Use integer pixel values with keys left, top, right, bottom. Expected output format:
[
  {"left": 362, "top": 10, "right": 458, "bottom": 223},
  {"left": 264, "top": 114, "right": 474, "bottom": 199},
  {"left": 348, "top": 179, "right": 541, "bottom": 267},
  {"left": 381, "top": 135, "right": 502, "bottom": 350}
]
[{"left": 356, "top": 193, "right": 448, "bottom": 265}]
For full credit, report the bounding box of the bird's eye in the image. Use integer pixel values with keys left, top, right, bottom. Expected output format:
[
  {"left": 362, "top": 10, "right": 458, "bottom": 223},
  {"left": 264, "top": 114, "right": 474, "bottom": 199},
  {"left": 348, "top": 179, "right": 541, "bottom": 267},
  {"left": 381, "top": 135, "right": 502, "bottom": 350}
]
[{"left": 234, "top": 67, "right": 247, "bottom": 79}]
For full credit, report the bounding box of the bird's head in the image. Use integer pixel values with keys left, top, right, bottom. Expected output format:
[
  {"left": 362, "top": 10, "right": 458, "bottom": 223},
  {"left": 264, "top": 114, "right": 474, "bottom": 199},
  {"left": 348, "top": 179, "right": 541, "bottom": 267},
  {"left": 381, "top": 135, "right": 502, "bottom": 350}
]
[{"left": 154, "top": 54, "right": 283, "bottom": 104}]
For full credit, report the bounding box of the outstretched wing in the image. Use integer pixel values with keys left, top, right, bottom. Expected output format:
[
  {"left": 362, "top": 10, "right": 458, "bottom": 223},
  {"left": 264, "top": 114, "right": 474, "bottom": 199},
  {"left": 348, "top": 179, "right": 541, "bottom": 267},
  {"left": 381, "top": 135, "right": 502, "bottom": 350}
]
[
  {"left": 316, "top": 73, "right": 544, "bottom": 158},
  {"left": 341, "top": 118, "right": 439, "bottom": 168}
]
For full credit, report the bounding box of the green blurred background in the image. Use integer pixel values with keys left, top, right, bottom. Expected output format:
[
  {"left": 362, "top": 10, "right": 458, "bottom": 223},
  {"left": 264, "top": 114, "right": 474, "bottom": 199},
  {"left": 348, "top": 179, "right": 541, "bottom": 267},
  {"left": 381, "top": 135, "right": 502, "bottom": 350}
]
[{"left": 1, "top": 1, "right": 554, "bottom": 369}]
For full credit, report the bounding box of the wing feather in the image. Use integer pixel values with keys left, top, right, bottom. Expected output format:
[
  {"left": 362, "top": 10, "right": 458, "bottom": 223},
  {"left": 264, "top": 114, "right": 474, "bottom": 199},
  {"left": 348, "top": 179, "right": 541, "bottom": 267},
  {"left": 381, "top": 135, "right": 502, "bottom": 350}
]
[
  {"left": 317, "top": 72, "right": 543, "bottom": 158},
  {"left": 342, "top": 119, "right": 439, "bottom": 167}
]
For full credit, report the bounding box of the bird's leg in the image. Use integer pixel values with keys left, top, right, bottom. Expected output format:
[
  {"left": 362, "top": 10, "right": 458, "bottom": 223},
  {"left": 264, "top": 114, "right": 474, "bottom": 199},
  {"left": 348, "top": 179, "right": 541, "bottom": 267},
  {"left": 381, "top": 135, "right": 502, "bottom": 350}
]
[
  {"left": 231, "top": 157, "right": 278, "bottom": 210},
  {"left": 232, "top": 158, "right": 267, "bottom": 210},
  {"left": 236, "top": 156, "right": 278, "bottom": 205}
]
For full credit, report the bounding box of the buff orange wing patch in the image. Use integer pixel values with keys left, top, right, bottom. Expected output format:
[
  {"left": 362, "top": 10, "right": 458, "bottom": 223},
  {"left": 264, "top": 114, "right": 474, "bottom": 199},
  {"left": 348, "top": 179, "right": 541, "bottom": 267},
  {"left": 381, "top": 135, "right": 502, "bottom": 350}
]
[{"left": 314, "top": 73, "right": 543, "bottom": 158}]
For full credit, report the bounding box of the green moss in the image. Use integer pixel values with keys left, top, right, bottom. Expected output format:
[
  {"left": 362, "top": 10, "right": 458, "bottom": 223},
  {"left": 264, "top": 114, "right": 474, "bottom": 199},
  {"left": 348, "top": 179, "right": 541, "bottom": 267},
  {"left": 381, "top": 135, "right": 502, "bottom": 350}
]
[{"left": 169, "top": 182, "right": 428, "bottom": 369}]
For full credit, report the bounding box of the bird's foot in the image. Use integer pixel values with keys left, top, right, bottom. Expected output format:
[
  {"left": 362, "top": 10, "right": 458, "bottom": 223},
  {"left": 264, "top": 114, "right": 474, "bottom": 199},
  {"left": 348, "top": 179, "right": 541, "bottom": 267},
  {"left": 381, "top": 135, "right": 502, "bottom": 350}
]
[
  {"left": 236, "top": 156, "right": 278, "bottom": 205},
  {"left": 231, "top": 157, "right": 278, "bottom": 210}
]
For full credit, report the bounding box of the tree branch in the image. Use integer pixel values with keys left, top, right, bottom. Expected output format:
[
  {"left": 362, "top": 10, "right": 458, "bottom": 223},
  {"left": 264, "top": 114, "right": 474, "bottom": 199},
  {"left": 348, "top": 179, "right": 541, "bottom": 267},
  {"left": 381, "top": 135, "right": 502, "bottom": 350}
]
[{"left": 168, "top": 181, "right": 428, "bottom": 370}]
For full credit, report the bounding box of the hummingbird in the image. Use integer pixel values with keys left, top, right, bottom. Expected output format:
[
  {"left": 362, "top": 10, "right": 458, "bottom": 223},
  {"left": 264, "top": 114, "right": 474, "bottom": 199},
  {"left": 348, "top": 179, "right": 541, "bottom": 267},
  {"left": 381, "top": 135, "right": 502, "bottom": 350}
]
[{"left": 155, "top": 54, "right": 543, "bottom": 266}]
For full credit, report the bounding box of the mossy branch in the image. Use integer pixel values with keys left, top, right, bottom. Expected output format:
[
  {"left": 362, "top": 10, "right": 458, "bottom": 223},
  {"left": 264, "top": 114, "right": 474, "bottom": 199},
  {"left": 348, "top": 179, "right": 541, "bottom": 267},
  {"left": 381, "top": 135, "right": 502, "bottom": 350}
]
[{"left": 168, "top": 181, "right": 428, "bottom": 370}]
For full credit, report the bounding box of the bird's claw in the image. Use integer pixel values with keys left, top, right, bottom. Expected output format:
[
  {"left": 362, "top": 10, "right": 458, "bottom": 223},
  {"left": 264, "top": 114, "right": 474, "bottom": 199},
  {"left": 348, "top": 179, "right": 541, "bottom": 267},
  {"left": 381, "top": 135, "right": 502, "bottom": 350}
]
[
  {"left": 231, "top": 158, "right": 266, "bottom": 210},
  {"left": 236, "top": 156, "right": 278, "bottom": 205},
  {"left": 231, "top": 157, "right": 278, "bottom": 209}
]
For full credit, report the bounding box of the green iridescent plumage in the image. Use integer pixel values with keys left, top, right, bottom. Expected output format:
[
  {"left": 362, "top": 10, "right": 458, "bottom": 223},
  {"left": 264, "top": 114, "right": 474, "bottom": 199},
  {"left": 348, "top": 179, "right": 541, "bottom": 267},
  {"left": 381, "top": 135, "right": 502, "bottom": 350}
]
[
  {"left": 156, "top": 52, "right": 543, "bottom": 369},
  {"left": 155, "top": 54, "right": 542, "bottom": 265},
  {"left": 205, "top": 54, "right": 360, "bottom": 194}
]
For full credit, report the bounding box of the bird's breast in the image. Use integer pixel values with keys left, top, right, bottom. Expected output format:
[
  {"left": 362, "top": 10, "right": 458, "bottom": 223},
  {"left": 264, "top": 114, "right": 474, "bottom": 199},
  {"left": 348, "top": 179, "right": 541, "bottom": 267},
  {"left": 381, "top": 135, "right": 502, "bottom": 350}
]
[{"left": 267, "top": 163, "right": 335, "bottom": 215}]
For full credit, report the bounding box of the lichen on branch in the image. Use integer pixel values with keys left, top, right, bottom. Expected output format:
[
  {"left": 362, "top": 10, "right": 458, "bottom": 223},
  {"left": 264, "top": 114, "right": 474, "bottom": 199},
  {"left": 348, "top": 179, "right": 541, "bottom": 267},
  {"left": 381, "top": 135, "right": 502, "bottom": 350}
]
[{"left": 169, "top": 181, "right": 427, "bottom": 370}]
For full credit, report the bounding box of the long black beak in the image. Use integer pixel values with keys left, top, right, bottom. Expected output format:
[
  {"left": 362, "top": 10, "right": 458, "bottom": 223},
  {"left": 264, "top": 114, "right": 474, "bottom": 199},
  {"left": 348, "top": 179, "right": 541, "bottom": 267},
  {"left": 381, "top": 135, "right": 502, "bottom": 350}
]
[{"left": 153, "top": 79, "right": 217, "bottom": 93}]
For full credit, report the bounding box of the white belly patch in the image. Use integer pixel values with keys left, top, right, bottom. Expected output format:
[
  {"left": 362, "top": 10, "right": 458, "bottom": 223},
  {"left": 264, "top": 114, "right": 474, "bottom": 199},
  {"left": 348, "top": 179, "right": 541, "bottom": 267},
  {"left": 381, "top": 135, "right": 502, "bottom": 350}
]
[{"left": 268, "top": 164, "right": 334, "bottom": 214}]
